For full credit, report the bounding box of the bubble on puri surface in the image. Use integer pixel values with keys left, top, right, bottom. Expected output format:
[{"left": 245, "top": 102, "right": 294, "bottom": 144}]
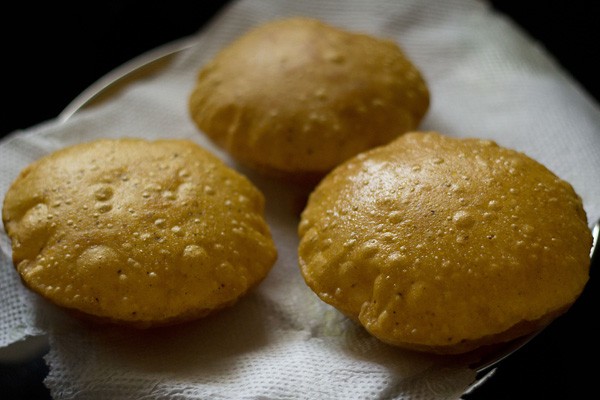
[{"left": 452, "top": 210, "right": 475, "bottom": 229}]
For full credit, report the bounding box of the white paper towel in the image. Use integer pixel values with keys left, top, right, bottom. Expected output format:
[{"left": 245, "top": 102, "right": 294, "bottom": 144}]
[{"left": 1, "top": 0, "right": 599, "bottom": 398}]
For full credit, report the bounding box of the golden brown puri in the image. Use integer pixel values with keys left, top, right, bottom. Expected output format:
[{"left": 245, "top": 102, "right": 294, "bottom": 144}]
[
  {"left": 298, "top": 131, "right": 592, "bottom": 354},
  {"left": 189, "top": 17, "right": 429, "bottom": 177},
  {"left": 2, "top": 138, "right": 277, "bottom": 327}
]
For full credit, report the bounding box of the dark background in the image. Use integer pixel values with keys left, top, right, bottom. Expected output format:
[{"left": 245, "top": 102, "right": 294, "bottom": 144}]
[{"left": 1, "top": 1, "right": 598, "bottom": 399}]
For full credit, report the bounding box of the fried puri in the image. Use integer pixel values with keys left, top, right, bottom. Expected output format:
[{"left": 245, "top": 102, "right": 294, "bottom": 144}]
[
  {"left": 2, "top": 138, "right": 277, "bottom": 327},
  {"left": 189, "top": 17, "right": 429, "bottom": 177},
  {"left": 298, "top": 132, "right": 591, "bottom": 354}
]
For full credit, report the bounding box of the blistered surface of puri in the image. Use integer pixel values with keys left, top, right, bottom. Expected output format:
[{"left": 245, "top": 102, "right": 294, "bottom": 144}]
[
  {"left": 2, "top": 139, "right": 277, "bottom": 325},
  {"left": 298, "top": 132, "right": 591, "bottom": 351}
]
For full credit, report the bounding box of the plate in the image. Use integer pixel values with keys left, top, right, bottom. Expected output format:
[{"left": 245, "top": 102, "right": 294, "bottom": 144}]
[
  {"left": 59, "top": 35, "right": 197, "bottom": 121},
  {"left": 5, "top": 33, "right": 600, "bottom": 394},
  {"left": 58, "top": 34, "right": 536, "bottom": 373}
]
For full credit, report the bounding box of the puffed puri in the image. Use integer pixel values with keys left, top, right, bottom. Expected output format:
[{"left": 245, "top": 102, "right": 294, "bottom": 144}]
[
  {"left": 298, "top": 131, "right": 592, "bottom": 354},
  {"left": 189, "top": 17, "right": 430, "bottom": 178},
  {"left": 2, "top": 138, "right": 278, "bottom": 328}
]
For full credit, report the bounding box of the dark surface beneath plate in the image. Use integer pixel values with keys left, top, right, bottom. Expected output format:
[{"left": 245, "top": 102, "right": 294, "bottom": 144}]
[{"left": 1, "top": 1, "right": 599, "bottom": 399}]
